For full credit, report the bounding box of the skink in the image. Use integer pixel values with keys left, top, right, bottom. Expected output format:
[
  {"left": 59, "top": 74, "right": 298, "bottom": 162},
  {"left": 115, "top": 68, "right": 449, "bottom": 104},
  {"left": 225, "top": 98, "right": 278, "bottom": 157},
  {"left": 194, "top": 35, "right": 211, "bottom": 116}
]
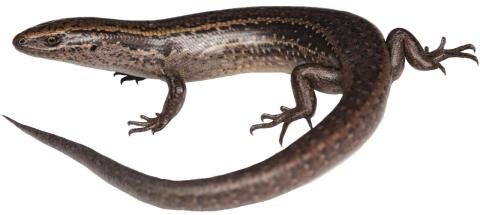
[{"left": 7, "top": 6, "right": 477, "bottom": 211}]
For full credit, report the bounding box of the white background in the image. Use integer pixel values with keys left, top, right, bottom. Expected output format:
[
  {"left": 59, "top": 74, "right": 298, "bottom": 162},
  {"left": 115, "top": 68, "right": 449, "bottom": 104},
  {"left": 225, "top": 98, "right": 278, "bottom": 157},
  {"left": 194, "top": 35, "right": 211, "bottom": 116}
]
[{"left": 1, "top": 0, "right": 479, "bottom": 214}]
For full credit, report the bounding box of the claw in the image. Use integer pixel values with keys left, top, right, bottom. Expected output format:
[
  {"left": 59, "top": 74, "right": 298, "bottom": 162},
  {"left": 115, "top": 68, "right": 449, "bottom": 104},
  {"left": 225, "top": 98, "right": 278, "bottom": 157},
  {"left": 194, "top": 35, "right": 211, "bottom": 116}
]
[
  {"left": 120, "top": 77, "right": 127, "bottom": 85},
  {"left": 305, "top": 117, "right": 313, "bottom": 129},
  {"left": 120, "top": 77, "right": 129, "bottom": 85},
  {"left": 250, "top": 124, "right": 260, "bottom": 135},
  {"left": 279, "top": 122, "right": 291, "bottom": 146},
  {"left": 438, "top": 64, "right": 447, "bottom": 75}
]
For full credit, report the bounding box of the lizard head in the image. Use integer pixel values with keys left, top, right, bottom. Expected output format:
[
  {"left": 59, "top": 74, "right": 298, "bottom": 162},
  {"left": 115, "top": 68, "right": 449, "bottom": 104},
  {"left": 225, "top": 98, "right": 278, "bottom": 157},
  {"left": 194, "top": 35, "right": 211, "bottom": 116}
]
[
  {"left": 13, "top": 18, "right": 99, "bottom": 62},
  {"left": 13, "top": 18, "right": 167, "bottom": 77}
]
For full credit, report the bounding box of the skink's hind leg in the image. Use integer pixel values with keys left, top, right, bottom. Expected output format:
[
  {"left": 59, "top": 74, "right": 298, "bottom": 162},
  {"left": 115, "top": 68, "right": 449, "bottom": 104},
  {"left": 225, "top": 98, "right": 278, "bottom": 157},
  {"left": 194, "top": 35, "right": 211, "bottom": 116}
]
[
  {"left": 113, "top": 72, "right": 146, "bottom": 85},
  {"left": 250, "top": 64, "right": 342, "bottom": 145},
  {"left": 387, "top": 28, "right": 477, "bottom": 80},
  {"left": 128, "top": 74, "right": 186, "bottom": 135}
]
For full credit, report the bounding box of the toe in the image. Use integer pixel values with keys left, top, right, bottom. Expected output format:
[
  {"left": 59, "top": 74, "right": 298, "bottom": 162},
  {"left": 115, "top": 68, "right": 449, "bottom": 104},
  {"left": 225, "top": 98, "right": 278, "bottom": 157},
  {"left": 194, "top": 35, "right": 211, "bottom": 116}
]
[
  {"left": 456, "top": 53, "right": 479, "bottom": 64},
  {"left": 451, "top": 44, "right": 476, "bottom": 53},
  {"left": 261, "top": 113, "right": 277, "bottom": 121},
  {"left": 128, "top": 127, "right": 150, "bottom": 135},
  {"left": 127, "top": 120, "right": 148, "bottom": 126},
  {"left": 280, "top": 106, "right": 291, "bottom": 112},
  {"left": 250, "top": 120, "right": 280, "bottom": 134},
  {"left": 140, "top": 115, "right": 154, "bottom": 120}
]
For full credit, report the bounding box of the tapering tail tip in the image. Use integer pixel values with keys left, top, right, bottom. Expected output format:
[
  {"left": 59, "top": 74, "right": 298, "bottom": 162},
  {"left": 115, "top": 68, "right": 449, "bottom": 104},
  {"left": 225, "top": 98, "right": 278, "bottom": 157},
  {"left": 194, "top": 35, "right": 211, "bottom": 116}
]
[
  {"left": 3, "top": 115, "right": 20, "bottom": 127},
  {"left": 3, "top": 115, "right": 34, "bottom": 132},
  {"left": 3, "top": 115, "right": 34, "bottom": 136},
  {"left": 3, "top": 115, "right": 46, "bottom": 140}
]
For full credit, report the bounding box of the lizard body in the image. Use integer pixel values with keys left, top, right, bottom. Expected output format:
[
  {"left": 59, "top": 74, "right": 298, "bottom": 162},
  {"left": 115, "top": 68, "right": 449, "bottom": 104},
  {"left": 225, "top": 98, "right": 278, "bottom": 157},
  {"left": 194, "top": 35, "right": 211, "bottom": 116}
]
[{"left": 8, "top": 7, "right": 477, "bottom": 210}]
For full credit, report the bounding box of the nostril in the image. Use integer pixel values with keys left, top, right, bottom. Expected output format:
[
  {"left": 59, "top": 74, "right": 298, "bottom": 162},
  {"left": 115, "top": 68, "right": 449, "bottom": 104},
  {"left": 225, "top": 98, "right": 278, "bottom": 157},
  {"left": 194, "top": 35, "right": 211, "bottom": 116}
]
[
  {"left": 18, "top": 38, "right": 26, "bottom": 45},
  {"left": 13, "top": 35, "right": 27, "bottom": 48}
]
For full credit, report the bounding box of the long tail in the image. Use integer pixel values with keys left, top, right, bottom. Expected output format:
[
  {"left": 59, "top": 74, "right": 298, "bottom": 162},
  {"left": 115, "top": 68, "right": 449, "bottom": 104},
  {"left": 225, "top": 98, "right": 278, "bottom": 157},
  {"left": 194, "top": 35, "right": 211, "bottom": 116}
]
[{"left": 4, "top": 83, "right": 388, "bottom": 210}]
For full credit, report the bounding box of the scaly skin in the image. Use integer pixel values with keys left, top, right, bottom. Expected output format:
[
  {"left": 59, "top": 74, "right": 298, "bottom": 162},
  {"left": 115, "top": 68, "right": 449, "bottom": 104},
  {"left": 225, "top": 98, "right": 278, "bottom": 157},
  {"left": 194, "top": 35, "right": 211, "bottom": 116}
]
[{"left": 7, "top": 7, "right": 477, "bottom": 210}]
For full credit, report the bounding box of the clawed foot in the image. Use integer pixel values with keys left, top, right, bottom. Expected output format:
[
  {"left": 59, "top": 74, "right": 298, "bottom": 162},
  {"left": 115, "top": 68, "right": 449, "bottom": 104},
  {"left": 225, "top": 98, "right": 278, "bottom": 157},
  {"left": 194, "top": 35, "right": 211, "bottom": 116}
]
[
  {"left": 126, "top": 74, "right": 185, "bottom": 135},
  {"left": 424, "top": 37, "right": 478, "bottom": 74},
  {"left": 128, "top": 113, "right": 169, "bottom": 135},
  {"left": 114, "top": 72, "right": 146, "bottom": 84},
  {"left": 250, "top": 106, "right": 313, "bottom": 146}
]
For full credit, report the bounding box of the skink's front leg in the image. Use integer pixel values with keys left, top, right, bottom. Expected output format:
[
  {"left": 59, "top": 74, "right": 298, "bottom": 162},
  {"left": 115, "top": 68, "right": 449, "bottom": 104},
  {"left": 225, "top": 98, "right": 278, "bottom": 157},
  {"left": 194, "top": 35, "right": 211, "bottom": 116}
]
[{"left": 128, "top": 73, "right": 186, "bottom": 135}]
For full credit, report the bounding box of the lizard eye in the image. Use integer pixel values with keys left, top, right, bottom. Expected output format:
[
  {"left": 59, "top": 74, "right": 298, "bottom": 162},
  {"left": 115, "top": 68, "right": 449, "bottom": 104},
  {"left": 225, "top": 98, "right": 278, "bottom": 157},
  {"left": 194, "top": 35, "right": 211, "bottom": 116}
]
[{"left": 45, "top": 36, "right": 61, "bottom": 46}]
